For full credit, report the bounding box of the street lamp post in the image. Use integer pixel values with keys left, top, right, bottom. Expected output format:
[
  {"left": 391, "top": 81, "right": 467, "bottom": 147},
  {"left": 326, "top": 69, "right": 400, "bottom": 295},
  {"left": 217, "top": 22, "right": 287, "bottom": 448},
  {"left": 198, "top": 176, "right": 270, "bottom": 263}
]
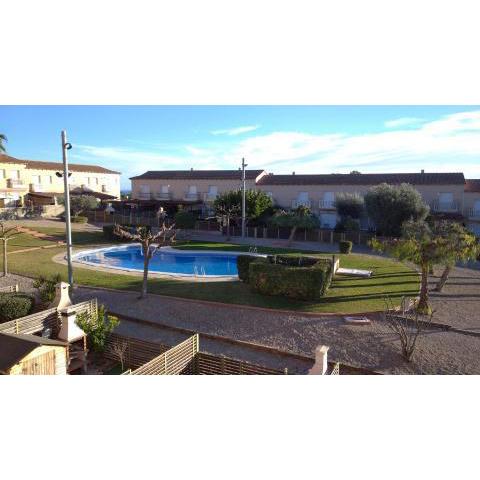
[
  {"left": 241, "top": 157, "right": 247, "bottom": 238},
  {"left": 60, "top": 130, "right": 74, "bottom": 287}
]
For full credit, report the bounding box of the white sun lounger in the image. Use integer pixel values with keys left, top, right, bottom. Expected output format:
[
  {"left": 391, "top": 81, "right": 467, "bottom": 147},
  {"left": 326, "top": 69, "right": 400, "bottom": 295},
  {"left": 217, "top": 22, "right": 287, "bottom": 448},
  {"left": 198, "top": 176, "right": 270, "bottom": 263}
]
[
  {"left": 343, "top": 316, "right": 372, "bottom": 325},
  {"left": 336, "top": 267, "right": 372, "bottom": 278}
]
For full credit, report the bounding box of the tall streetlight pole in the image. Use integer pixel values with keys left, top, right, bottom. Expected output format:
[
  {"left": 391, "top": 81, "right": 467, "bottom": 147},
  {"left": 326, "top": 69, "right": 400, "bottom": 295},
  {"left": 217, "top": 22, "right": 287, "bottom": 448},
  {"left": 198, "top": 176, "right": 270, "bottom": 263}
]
[
  {"left": 241, "top": 157, "right": 247, "bottom": 238},
  {"left": 61, "top": 130, "right": 74, "bottom": 287}
]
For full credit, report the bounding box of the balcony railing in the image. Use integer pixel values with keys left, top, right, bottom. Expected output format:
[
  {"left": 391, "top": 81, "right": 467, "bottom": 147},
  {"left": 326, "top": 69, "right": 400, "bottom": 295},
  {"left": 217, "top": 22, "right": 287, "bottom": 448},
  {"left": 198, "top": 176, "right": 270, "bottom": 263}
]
[
  {"left": 318, "top": 199, "right": 336, "bottom": 209},
  {"left": 430, "top": 200, "right": 460, "bottom": 212},
  {"left": 464, "top": 207, "right": 480, "bottom": 219},
  {"left": 203, "top": 193, "right": 218, "bottom": 202},
  {"left": 30, "top": 183, "right": 43, "bottom": 193},
  {"left": 292, "top": 199, "right": 311, "bottom": 208},
  {"left": 184, "top": 192, "right": 200, "bottom": 201},
  {"left": 153, "top": 192, "right": 172, "bottom": 200},
  {"left": 7, "top": 178, "right": 25, "bottom": 189},
  {"left": 137, "top": 192, "right": 152, "bottom": 200}
]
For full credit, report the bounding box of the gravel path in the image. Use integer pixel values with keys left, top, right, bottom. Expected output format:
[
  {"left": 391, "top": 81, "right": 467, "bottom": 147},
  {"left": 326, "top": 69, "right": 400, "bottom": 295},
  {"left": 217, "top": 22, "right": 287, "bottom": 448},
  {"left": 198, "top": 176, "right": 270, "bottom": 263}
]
[
  {"left": 428, "top": 265, "right": 480, "bottom": 332},
  {"left": 74, "top": 286, "right": 480, "bottom": 374}
]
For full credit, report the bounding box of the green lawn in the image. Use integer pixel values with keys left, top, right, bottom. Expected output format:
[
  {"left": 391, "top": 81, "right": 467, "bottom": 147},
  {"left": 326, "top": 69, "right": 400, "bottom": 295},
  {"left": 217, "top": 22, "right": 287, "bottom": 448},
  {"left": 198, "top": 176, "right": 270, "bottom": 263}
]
[{"left": 3, "top": 233, "right": 420, "bottom": 314}]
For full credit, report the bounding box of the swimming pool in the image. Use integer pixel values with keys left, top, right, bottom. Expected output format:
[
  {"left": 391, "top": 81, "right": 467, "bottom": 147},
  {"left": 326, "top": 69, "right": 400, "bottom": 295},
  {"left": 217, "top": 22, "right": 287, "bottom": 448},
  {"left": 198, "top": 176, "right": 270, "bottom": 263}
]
[{"left": 72, "top": 245, "right": 257, "bottom": 278}]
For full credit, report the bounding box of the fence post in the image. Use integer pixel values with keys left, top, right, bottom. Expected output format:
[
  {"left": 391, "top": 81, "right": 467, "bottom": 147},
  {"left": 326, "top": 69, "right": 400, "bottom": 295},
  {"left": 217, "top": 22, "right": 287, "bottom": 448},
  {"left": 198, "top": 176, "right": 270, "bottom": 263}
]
[
  {"left": 15, "top": 319, "right": 19, "bottom": 334},
  {"left": 284, "top": 368, "right": 288, "bottom": 375},
  {"left": 263, "top": 227, "right": 267, "bottom": 238},
  {"left": 221, "top": 356, "right": 226, "bottom": 374},
  {"left": 277, "top": 228, "right": 280, "bottom": 239},
  {"left": 341, "top": 232, "right": 346, "bottom": 241},
  {"left": 358, "top": 231, "right": 361, "bottom": 244},
  {"left": 304, "top": 229, "right": 307, "bottom": 241},
  {"left": 330, "top": 231, "right": 333, "bottom": 244},
  {"left": 254, "top": 227, "right": 257, "bottom": 238}
]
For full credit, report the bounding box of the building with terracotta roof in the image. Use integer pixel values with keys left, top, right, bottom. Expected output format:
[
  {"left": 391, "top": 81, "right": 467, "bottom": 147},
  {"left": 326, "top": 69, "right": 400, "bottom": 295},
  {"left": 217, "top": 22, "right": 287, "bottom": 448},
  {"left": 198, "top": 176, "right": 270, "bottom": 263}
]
[{"left": 0, "top": 154, "right": 121, "bottom": 207}]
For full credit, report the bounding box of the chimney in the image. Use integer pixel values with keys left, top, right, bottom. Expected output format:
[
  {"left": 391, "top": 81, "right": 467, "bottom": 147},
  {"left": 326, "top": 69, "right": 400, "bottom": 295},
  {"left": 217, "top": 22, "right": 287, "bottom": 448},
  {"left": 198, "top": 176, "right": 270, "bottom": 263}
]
[
  {"left": 421, "top": 169, "right": 425, "bottom": 174},
  {"left": 292, "top": 171, "right": 295, "bottom": 175},
  {"left": 55, "top": 282, "right": 86, "bottom": 343},
  {"left": 308, "top": 345, "right": 330, "bottom": 375},
  {"left": 190, "top": 167, "right": 194, "bottom": 171}
]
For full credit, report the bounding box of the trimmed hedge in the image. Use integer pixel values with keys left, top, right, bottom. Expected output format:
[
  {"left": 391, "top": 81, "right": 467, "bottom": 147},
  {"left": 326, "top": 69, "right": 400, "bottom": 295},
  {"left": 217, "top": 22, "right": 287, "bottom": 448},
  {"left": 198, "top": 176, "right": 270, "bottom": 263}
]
[
  {"left": 71, "top": 216, "right": 88, "bottom": 223},
  {"left": 339, "top": 240, "right": 353, "bottom": 254},
  {"left": 0, "top": 294, "right": 35, "bottom": 322},
  {"left": 249, "top": 255, "right": 333, "bottom": 301},
  {"left": 237, "top": 255, "right": 264, "bottom": 283}
]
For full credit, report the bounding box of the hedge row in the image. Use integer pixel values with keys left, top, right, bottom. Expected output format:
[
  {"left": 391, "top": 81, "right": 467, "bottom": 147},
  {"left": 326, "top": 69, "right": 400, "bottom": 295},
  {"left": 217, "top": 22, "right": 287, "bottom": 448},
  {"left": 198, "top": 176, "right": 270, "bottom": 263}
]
[
  {"left": 0, "top": 293, "right": 35, "bottom": 322},
  {"left": 237, "top": 254, "right": 333, "bottom": 301}
]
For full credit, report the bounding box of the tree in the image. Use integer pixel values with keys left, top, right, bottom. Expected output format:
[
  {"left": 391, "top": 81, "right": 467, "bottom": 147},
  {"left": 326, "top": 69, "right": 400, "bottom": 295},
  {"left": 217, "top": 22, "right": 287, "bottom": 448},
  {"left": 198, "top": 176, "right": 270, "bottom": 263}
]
[
  {"left": 0, "top": 134, "right": 7, "bottom": 154},
  {"left": 114, "top": 224, "right": 176, "bottom": 298},
  {"left": 213, "top": 189, "right": 272, "bottom": 223},
  {"left": 215, "top": 203, "right": 240, "bottom": 241},
  {"left": 432, "top": 221, "right": 479, "bottom": 292},
  {"left": 381, "top": 297, "right": 433, "bottom": 362},
  {"left": 111, "top": 340, "right": 128, "bottom": 372},
  {"left": 0, "top": 223, "right": 22, "bottom": 276},
  {"left": 269, "top": 205, "right": 320, "bottom": 246},
  {"left": 335, "top": 193, "right": 364, "bottom": 219},
  {"left": 68, "top": 195, "right": 99, "bottom": 216},
  {"left": 364, "top": 183, "right": 429, "bottom": 236},
  {"left": 75, "top": 304, "right": 119, "bottom": 353},
  {"left": 371, "top": 220, "right": 445, "bottom": 314}
]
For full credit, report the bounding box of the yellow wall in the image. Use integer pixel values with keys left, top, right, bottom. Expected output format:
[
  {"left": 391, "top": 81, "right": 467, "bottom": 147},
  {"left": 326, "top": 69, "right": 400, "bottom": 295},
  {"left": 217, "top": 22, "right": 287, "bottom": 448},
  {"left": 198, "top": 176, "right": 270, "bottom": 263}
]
[{"left": 0, "top": 159, "right": 121, "bottom": 204}]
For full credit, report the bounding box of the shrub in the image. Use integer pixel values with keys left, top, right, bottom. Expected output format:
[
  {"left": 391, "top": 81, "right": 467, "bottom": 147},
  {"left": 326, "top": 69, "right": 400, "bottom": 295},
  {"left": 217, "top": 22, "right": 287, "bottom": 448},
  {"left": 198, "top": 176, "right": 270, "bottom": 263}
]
[
  {"left": 237, "top": 254, "right": 264, "bottom": 282},
  {"left": 0, "top": 294, "right": 34, "bottom": 322},
  {"left": 75, "top": 304, "right": 120, "bottom": 352},
  {"left": 33, "top": 274, "right": 62, "bottom": 305},
  {"left": 249, "top": 255, "right": 333, "bottom": 301},
  {"left": 71, "top": 216, "right": 88, "bottom": 223},
  {"left": 174, "top": 210, "right": 196, "bottom": 229},
  {"left": 339, "top": 240, "right": 353, "bottom": 254}
]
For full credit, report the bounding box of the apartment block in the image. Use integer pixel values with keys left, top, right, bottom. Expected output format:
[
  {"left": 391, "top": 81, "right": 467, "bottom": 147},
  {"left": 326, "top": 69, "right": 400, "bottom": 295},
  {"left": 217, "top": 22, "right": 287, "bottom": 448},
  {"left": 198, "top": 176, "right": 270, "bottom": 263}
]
[{"left": 0, "top": 154, "right": 121, "bottom": 206}]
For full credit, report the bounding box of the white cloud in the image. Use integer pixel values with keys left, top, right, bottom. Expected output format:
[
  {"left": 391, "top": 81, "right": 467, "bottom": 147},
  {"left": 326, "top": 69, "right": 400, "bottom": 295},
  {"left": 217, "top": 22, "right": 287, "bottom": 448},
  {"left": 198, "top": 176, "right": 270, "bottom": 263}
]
[
  {"left": 384, "top": 117, "right": 425, "bottom": 128},
  {"left": 210, "top": 125, "right": 260, "bottom": 136},
  {"left": 73, "top": 110, "right": 480, "bottom": 188}
]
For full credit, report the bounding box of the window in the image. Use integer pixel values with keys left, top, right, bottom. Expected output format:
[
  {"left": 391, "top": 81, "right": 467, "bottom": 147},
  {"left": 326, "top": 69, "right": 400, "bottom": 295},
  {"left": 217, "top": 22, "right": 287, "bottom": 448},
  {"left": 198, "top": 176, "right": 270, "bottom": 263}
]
[
  {"left": 161, "top": 185, "right": 169, "bottom": 193},
  {"left": 0, "top": 169, "right": 5, "bottom": 179},
  {"left": 32, "top": 175, "right": 41, "bottom": 184},
  {"left": 188, "top": 185, "right": 197, "bottom": 194},
  {"left": 208, "top": 185, "right": 218, "bottom": 197},
  {"left": 43, "top": 175, "right": 52, "bottom": 184},
  {"left": 297, "top": 192, "right": 309, "bottom": 202},
  {"left": 10, "top": 170, "right": 20, "bottom": 180}
]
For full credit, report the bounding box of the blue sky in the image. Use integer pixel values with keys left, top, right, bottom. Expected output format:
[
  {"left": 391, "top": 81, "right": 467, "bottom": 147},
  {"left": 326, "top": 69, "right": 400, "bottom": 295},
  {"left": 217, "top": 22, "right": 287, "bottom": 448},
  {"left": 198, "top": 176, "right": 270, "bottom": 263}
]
[{"left": 1, "top": 106, "right": 479, "bottom": 189}]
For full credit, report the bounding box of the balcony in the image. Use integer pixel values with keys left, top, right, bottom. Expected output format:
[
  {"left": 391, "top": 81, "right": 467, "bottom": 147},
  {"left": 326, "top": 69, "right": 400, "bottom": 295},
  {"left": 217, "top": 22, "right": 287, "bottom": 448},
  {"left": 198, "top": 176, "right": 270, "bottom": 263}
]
[
  {"left": 292, "top": 199, "right": 311, "bottom": 209},
  {"left": 7, "top": 178, "right": 25, "bottom": 189},
  {"left": 464, "top": 207, "right": 480, "bottom": 219},
  {"left": 430, "top": 200, "right": 460, "bottom": 213},
  {"left": 203, "top": 193, "right": 218, "bottom": 202},
  {"left": 183, "top": 192, "right": 200, "bottom": 201},
  {"left": 153, "top": 192, "right": 172, "bottom": 200},
  {"left": 137, "top": 192, "right": 152, "bottom": 200},
  {"left": 318, "top": 199, "right": 336, "bottom": 210},
  {"left": 30, "top": 183, "right": 43, "bottom": 193}
]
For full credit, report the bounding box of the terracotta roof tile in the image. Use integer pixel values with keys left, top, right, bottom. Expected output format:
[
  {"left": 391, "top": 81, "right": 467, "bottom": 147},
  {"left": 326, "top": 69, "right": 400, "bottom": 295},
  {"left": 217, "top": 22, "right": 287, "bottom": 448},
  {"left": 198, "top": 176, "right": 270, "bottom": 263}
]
[
  {"left": 258, "top": 172, "right": 466, "bottom": 186},
  {"left": 130, "top": 170, "right": 265, "bottom": 180},
  {"left": 465, "top": 179, "right": 480, "bottom": 192},
  {"left": 0, "top": 154, "right": 120, "bottom": 175}
]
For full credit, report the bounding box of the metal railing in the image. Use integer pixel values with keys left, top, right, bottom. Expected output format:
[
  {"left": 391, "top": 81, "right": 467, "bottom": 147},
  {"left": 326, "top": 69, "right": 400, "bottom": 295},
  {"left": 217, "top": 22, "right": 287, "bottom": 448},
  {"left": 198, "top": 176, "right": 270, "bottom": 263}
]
[
  {"left": 318, "top": 199, "right": 336, "bottom": 209},
  {"left": 7, "top": 178, "right": 25, "bottom": 188},
  {"left": 292, "top": 199, "right": 311, "bottom": 208},
  {"left": 430, "top": 200, "right": 460, "bottom": 212},
  {"left": 153, "top": 192, "right": 172, "bottom": 200},
  {"left": 137, "top": 192, "right": 151, "bottom": 200},
  {"left": 464, "top": 207, "right": 480, "bottom": 218},
  {"left": 184, "top": 192, "right": 200, "bottom": 201}
]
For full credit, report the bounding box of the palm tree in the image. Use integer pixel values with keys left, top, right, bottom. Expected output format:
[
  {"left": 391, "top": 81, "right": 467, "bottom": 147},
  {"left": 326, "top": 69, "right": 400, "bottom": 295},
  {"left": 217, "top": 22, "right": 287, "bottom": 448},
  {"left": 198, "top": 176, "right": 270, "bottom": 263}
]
[
  {"left": 371, "top": 220, "right": 444, "bottom": 315},
  {"left": 0, "top": 134, "right": 7, "bottom": 154},
  {"left": 0, "top": 222, "right": 22, "bottom": 276},
  {"left": 114, "top": 224, "right": 176, "bottom": 299}
]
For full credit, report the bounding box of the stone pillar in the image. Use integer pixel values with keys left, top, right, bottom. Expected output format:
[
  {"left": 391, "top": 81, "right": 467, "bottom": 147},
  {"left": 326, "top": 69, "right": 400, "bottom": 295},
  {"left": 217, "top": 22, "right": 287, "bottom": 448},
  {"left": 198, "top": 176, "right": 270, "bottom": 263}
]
[{"left": 308, "top": 345, "right": 329, "bottom": 375}]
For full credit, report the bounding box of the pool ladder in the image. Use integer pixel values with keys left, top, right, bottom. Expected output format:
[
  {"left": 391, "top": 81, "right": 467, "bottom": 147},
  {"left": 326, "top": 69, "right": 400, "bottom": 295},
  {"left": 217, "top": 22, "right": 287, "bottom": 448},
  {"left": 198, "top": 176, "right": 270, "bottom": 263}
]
[
  {"left": 248, "top": 246, "right": 258, "bottom": 254},
  {"left": 193, "top": 265, "right": 206, "bottom": 277}
]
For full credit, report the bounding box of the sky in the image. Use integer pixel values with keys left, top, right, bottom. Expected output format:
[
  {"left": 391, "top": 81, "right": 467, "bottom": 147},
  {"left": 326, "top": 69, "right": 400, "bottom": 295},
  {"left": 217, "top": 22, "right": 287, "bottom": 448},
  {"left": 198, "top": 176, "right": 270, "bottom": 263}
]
[{"left": 1, "top": 105, "right": 479, "bottom": 190}]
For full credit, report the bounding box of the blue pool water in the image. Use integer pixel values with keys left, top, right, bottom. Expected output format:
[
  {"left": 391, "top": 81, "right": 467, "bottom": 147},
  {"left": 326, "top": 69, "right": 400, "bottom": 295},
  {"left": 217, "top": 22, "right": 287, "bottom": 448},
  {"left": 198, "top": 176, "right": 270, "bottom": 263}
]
[{"left": 74, "top": 245, "right": 241, "bottom": 277}]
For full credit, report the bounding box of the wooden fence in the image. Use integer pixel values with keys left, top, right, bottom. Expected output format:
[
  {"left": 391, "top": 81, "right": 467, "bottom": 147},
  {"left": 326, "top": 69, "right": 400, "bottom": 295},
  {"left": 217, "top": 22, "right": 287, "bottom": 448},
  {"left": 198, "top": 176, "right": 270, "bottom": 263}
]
[
  {"left": 196, "top": 352, "right": 287, "bottom": 375},
  {"left": 0, "top": 299, "right": 98, "bottom": 337},
  {"left": 104, "top": 333, "right": 169, "bottom": 370},
  {"left": 126, "top": 335, "right": 199, "bottom": 375}
]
